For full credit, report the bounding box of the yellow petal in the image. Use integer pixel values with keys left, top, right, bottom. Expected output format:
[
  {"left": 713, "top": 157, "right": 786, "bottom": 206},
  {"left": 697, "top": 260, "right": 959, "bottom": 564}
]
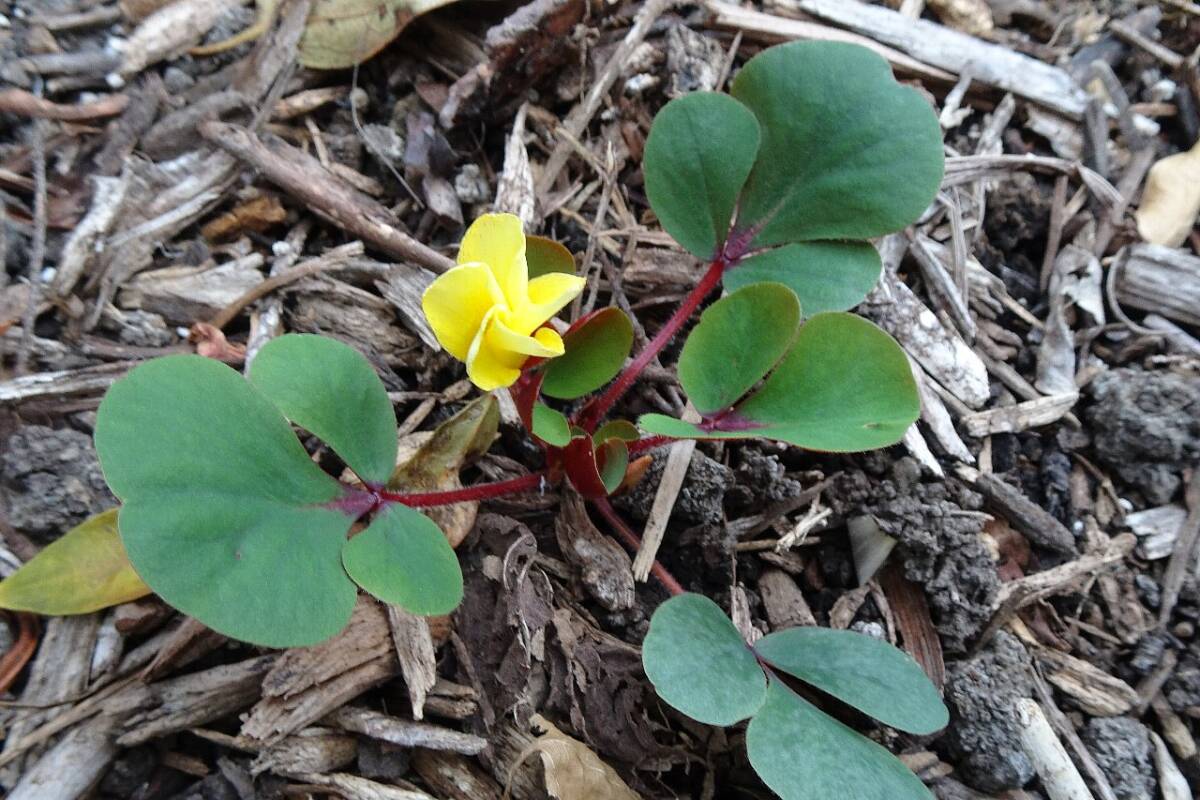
[
  {"left": 458, "top": 213, "right": 527, "bottom": 309},
  {"left": 508, "top": 272, "right": 587, "bottom": 335},
  {"left": 532, "top": 327, "right": 565, "bottom": 356},
  {"left": 422, "top": 263, "right": 505, "bottom": 360},
  {"left": 465, "top": 309, "right": 524, "bottom": 391},
  {"left": 490, "top": 313, "right": 564, "bottom": 358}
]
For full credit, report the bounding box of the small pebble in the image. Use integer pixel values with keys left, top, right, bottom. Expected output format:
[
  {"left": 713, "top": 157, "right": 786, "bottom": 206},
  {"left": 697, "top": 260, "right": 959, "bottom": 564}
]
[
  {"left": 851, "top": 621, "right": 886, "bottom": 639},
  {"left": 453, "top": 164, "right": 490, "bottom": 205}
]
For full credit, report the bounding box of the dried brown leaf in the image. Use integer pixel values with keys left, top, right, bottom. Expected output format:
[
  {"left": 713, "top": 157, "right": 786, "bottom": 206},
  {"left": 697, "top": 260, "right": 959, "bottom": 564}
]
[
  {"left": 507, "top": 715, "right": 639, "bottom": 800},
  {"left": 1136, "top": 138, "right": 1200, "bottom": 247}
]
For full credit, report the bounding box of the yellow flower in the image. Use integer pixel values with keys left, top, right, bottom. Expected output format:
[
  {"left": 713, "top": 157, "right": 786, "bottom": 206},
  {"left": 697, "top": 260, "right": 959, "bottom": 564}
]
[{"left": 422, "top": 214, "right": 586, "bottom": 391}]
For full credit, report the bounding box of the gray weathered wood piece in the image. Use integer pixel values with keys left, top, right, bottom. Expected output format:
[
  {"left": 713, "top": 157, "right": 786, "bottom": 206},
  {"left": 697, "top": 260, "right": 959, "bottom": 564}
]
[
  {"left": 772, "top": 0, "right": 1089, "bottom": 117},
  {"left": 1114, "top": 244, "right": 1200, "bottom": 328}
]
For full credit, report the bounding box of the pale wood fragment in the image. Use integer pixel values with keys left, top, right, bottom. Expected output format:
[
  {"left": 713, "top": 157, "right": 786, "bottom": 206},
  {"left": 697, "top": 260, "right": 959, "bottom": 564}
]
[
  {"left": 1036, "top": 649, "right": 1138, "bottom": 716},
  {"left": 1015, "top": 699, "right": 1095, "bottom": 800},
  {"left": 959, "top": 392, "right": 1079, "bottom": 437},
  {"left": 1151, "top": 731, "right": 1193, "bottom": 800},
  {"left": 242, "top": 598, "right": 398, "bottom": 744},
  {"left": 7, "top": 713, "right": 121, "bottom": 800},
  {"left": 973, "top": 534, "right": 1135, "bottom": 650},
  {"left": 118, "top": 656, "right": 276, "bottom": 746},
  {"left": 1113, "top": 244, "right": 1200, "bottom": 328},
  {"left": 286, "top": 771, "right": 436, "bottom": 799},
  {"left": 703, "top": 1, "right": 955, "bottom": 82},
  {"left": 0, "top": 614, "right": 101, "bottom": 779},
  {"left": 633, "top": 405, "right": 700, "bottom": 581},
  {"left": 412, "top": 750, "right": 504, "bottom": 800},
  {"left": 386, "top": 605, "right": 438, "bottom": 720},
  {"left": 250, "top": 727, "right": 358, "bottom": 777},
  {"left": 1124, "top": 504, "right": 1187, "bottom": 560},
  {"left": 863, "top": 272, "right": 989, "bottom": 409},
  {"left": 325, "top": 706, "right": 488, "bottom": 755}
]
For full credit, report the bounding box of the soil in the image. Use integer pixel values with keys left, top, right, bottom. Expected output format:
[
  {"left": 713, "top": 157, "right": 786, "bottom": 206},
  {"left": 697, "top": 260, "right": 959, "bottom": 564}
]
[{"left": 2, "top": 0, "right": 1200, "bottom": 799}]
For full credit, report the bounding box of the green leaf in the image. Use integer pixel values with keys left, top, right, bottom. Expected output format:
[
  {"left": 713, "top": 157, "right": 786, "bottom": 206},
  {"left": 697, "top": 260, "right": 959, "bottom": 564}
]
[
  {"left": 594, "top": 419, "right": 639, "bottom": 444},
  {"left": 527, "top": 235, "right": 576, "bottom": 279},
  {"left": 642, "top": 593, "right": 767, "bottom": 726},
  {"left": 730, "top": 41, "right": 943, "bottom": 248},
  {"left": 726, "top": 242, "right": 882, "bottom": 316},
  {"left": 639, "top": 313, "right": 919, "bottom": 452},
  {"left": 249, "top": 334, "right": 397, "bottom": 485},
  {"left": 747, "top": 680, "right": 933, "bottom": 800},
  {"left": 342, "top": 503, "right": 463, "bottom": 615},
  {"left": 532, "top": 403, "right": 571, "bottom": 447},
  {"left": 677, "top": 283, "right": 800, "bottom": 414},
  {"left": 0, "top": 509, "right": 150, "bottom": 615},
  {"left": 541, "top": 307, "right": 633, "bottom": 400},
  {"left": 597, "top": 438, "right": 629, "bottom": 495},
  {"left": 96, "top": 355, "right": 358, "bottom": 647},
  {"left": 644, "top": 92, "right": 761, "bottom": 259},
  {"left": 754, "top": 627, "right": 948, "bottom": 734}
]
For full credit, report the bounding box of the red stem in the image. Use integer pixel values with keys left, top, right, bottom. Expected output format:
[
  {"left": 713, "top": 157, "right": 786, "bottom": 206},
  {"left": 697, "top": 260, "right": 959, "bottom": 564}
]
[
  {"left": 627, "top": 434, "right": 674, "bottom": 456},
  {"left": 377, "top": 472, "right": 547, "bottom": 507},
  {"left": 592, "top": 496, "right": 685, "bottom": 596},
  {"left": 578, "top": 255, "right": 728, "bottom": 432}
]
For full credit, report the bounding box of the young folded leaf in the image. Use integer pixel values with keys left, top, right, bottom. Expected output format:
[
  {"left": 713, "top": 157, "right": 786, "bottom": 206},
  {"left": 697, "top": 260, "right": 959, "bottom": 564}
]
[
  {"left": 754, "top": 626, "right": 948, "bottom": 734},
  {"left": 675, "top": 282, "right": 800, "bottom": 414},
  {"left": 341, "top": 503, "right": 463, "bottom": 615},
  {"left": 725, "top": 241, "right": 882, "bottom": 317}
]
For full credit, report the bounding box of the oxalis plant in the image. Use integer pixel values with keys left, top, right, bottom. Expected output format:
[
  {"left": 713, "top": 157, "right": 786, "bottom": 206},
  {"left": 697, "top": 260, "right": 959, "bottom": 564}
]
[{"left": 8, "top": 40, "right": 950, "bottom": 800}]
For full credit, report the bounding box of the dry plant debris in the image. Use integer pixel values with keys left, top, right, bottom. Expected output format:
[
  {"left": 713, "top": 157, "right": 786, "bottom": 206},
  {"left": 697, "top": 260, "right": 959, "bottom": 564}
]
[{"left": 2, "top": 0, "right": 1200, "bottom": 799}]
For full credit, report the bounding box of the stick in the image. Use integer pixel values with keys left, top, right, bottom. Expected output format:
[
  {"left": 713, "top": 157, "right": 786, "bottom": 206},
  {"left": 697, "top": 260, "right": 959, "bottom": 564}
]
[{"left": 199, "top": 121, "right": 453, "bottom": 272}]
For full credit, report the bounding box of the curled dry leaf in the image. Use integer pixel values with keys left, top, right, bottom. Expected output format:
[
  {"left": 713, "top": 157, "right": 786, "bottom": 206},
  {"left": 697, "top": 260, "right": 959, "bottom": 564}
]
[
  {"left": 201, "top": 195, "right": 288, "bottom": 241},
  {"left": 506, "top": 715, "right": 639, "bottom": 800},
  {"left": 189, "top": 322, "right": 248, "bottom": 363},
  {"left": 299, "top": 0, "right": 460, "bottom": 69},
  {"left": 1136, "top": 138, "right": 1200, "bottom": 247}
]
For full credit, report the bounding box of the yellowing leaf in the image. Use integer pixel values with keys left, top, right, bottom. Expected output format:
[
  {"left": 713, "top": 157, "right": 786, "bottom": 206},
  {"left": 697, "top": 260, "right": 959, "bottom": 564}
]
[
  {"left": 0, "top": 509, "right": 150, "bottom": 615},
  {"left": 1136, "top": 137, "right": 1200, "bottom": 247},
  {"left": 299, "top": 0, "right": 458, "bottom": 70},
  {"left": 389, "top": 394, "right": 499, "bottom": 548},
  {"left": 508, "top": 715, "right": 640, "bottom": 800}
]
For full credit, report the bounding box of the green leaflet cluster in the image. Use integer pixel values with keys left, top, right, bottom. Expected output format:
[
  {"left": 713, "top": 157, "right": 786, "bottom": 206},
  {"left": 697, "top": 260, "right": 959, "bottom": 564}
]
[
  {"left": 635, "top": 40, "right": 947, "bottom": 800},
  {"left": 638, "top": 40, "right": 941, "bottom": 446},
  {"left": 94, "top": 334, "right": 471, "bottom": 647},
  {"left": 639, "top": 283, "right": 920, "bottom": 450},
  {"left": 644, "top": 40, "right": 943, "bottom": 314},
  {"left": 643, "top": 595, "right": 948, "bottom": 800}
]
